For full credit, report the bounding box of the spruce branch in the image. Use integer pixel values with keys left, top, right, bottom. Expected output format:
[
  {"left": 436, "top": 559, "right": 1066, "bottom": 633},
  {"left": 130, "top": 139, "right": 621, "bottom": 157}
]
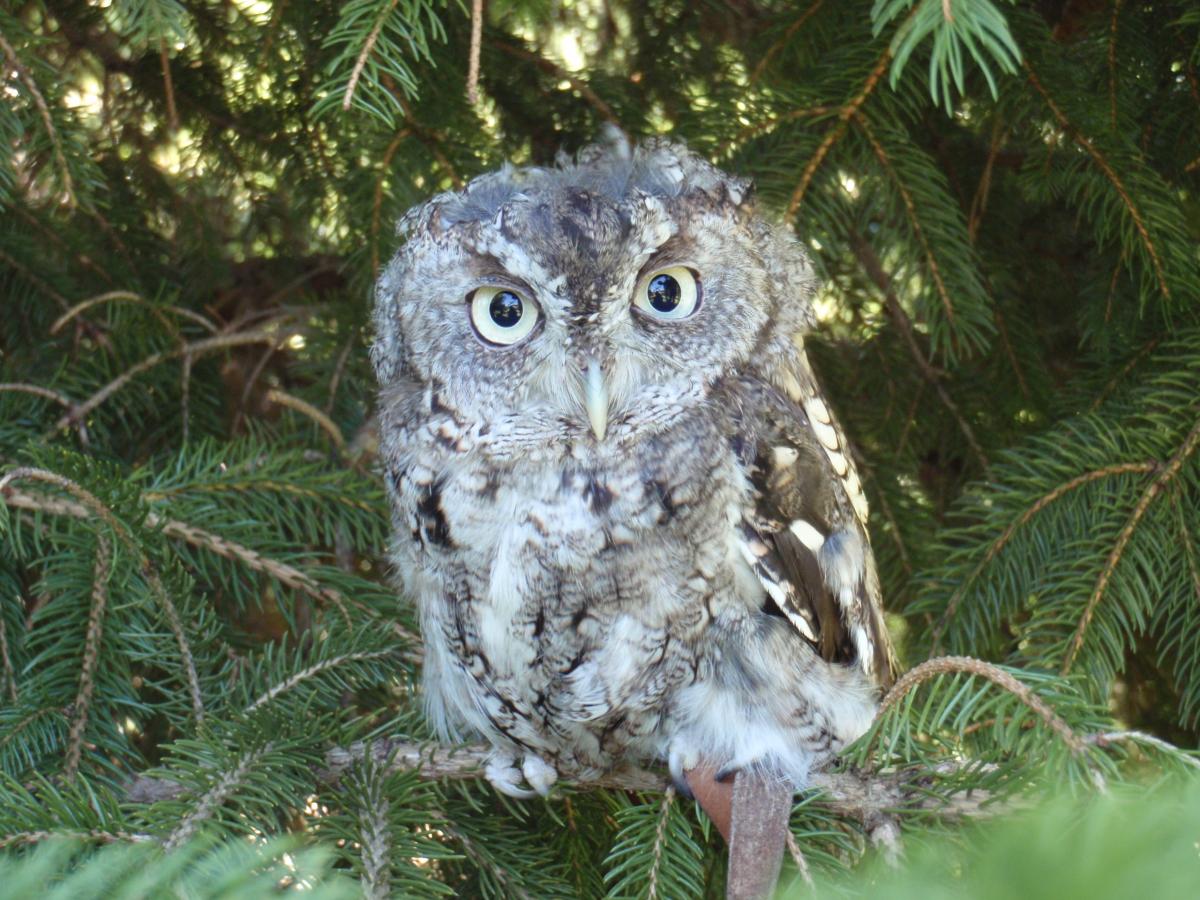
[
  {"left": 876, "top": 656, "right": 1087, "bottom": 757},
  {"left": 853, "top": 112, "right": 956, "bottom": 326},
  {"left": 932, "top": 461, "right": 1158, "bottom": 648},
  {"left": 162, "top": 742, "right": 274, "bottom": 851},
  {"left": 1063, "top": 413, "right": 1200, "bottom": 674},
  {"left": 1, "top": 487, "right": 416, "bottom": 643},
  {"left": 785, "top": 22, "right": 901, "bottom": 221},
  {"left": 51, "top": 329, "right": 288, "bottom": 435},
  {"left": 0, "top": 27, "right": 75, "bottom": 207},
  {"left": 0, "top": 468, "right": 205, "bottom": 723},
  {"left": 245, "top": 649, "right": 395, "bottom": 713},
  {"left": 749, "top": 0, "right": 826, "bottom": 84},
  {"left": 1024, "top": 64, "right": 1168, "bottom": 299},
  {"left": 63, "top": 534, "right": 111, "bottom": 780},
  {"left": 343, "top": 0, "right": 400, "bottom": 113},
  {"left": 1087, "top": 338, "right": 1161, "bottom": 412},
  {"left": 850, "top": 235, "right": 990, "bottom": 473},
  {"left": 50, "top": 292, "right": 218, "bottom": 336},
  {"left": 359, "top": 783, "right": 392, "bottom": 900},
  {"left": 646, "top": 786, "right": 674, "bottom": 900}
]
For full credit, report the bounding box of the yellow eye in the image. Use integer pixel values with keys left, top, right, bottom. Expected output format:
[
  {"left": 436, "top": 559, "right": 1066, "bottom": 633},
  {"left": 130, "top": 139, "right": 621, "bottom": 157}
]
[
  {"left": 633, "top": 267, "right": 700, "bottom": 320},
  {"left": 469, "top": 287, "right": 540, "bottom": 345}
]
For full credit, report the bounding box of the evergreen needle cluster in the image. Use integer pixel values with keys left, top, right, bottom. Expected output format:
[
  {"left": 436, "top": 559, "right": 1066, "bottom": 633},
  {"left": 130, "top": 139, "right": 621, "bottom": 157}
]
[{"left": 1, "top": 0, "right": 1198, "bottom": 896}]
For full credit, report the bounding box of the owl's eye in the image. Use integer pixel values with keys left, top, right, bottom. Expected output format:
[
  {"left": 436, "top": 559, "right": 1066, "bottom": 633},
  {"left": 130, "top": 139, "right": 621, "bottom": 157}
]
[
  {"left": 633, "top": 267, "right": 700, "bottom": 321},
  {"left": 469, "top": 287, "right": 540, "bottom": 346}
]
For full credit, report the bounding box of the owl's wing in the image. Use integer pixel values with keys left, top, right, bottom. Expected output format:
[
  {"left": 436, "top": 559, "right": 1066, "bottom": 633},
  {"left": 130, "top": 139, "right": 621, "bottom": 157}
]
[{"left": 734, "top": 371, "right": 897, "bottom": 690}]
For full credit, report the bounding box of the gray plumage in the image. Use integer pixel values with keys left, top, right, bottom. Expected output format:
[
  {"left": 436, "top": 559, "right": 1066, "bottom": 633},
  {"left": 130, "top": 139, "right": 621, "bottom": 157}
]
[{"left": 371, "top": 135, "right": 896, "bottom": 797}]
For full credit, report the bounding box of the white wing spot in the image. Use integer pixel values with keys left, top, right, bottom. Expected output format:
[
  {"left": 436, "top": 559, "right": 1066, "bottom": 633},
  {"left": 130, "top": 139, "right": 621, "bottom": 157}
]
[
  {"left": 771, "top": 446, "right": 800, "bottom": 468},
  {"left": 788, "top": 519, "right": 826, "bottom": 552}
]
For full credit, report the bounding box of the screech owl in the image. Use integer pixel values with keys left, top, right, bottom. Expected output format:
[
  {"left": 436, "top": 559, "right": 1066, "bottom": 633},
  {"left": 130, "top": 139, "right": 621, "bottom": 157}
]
[{"left": 371, "top": 135, "right": 896, "bottom": 798}]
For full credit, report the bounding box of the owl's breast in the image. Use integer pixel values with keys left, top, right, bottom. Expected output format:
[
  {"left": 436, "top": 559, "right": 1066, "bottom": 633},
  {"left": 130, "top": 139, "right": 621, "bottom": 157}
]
[{"left": 392, "top": 406, "right": 758, "bottom": 762}]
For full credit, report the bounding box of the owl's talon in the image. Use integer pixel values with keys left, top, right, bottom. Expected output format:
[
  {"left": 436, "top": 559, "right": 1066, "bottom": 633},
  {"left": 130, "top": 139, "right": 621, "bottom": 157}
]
[
  {"left": 485, "top": 753, "right": 536, "bottom": 799},
  {"left": 667, "top": 740, "right": 701, "bottom": 798},
  {"left": 521, "top": 755, "right": 558, "bottom": 797},
  {"left": 671, "top": 771, "right": 695, "bottom": 800},
  {"left": 714, "top": 763, "right": 740, "bottom": 783}
]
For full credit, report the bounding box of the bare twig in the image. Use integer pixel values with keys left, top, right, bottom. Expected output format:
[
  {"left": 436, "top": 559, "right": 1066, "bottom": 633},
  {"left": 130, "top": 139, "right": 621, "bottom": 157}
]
[
  {"left": 466, "top": 0, "right": 483, "bottom": 103},
  {"left": 371, "top": 128, "right": 413, "bottom": 272},
  {"left": 0, "top": 830, "right": 155, "bottom": 849},
  {"left": 325, "top": 333, "right": 357, "bottom": 415},
  {"left": 784, "top": 830, "right": 814, "bottom": 887},
  {"left": 1086, "top": 730, "right": 1200, "bottom": 768},
  {"left": 159, "top": 40, "right": 179, "bottom": 131},
  {"left": 0, "top": 382, "right": 76, "bottom": 409},
  {"left": 494, "top": 42, "right": 622, "bottom": 129},
  {"left": 750, "top": 0, "right": 825, "bottom": 84},
  {"left": 0, "top": 599, "right": 15, "bottom": 703},
  {"left": 266, "top": 388, "right": 347, "bottom": 452},
  {"left": 0, "top": 247, "right": 71, "bottom": 309}
]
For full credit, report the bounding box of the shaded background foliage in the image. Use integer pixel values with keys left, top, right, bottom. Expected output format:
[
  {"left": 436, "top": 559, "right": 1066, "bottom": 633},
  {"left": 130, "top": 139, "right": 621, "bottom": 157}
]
[{"left": 1, "top": 0, "right": 1199, "bottom": 896}]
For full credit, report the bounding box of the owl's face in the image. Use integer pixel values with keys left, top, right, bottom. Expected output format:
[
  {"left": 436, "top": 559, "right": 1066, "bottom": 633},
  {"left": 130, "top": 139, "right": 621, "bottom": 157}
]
[{"left": 373, "top": 140, "right": 816, "bottom": 448}]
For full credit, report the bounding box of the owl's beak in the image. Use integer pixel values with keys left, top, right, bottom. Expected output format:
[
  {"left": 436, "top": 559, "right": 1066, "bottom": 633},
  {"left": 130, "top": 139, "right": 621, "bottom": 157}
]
[{"left": 585, "top": 357, "right": 608, "bottom": 441}]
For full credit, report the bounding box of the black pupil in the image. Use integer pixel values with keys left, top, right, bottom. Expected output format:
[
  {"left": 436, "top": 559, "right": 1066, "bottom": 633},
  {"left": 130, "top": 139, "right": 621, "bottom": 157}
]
[
  {"left": 489, "top": 291, "right": 523, "bottom": 327},
  {"left": 647, "top": 274, "right": 681, "bottom": 312}
]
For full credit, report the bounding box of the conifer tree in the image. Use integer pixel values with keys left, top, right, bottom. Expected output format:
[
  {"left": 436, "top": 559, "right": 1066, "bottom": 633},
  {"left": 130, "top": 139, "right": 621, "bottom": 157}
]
[{"left": 1, "top": 1, "right": 1198, "bottom": 896}]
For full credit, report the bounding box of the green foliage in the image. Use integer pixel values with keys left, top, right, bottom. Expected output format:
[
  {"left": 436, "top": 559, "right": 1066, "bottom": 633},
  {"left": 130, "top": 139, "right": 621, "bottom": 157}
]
[
  {"left": 2, "top": 0, "right": 1199, "bottom": 896},
  {"left": 0, "top": 835, "right": 356, "bottom": 899},
  {"left": 792, "top": 778, "right": 1200, "bottom": 899},
  {"left": 874, "top": 0, "right": 1023, "bottom": 108}
]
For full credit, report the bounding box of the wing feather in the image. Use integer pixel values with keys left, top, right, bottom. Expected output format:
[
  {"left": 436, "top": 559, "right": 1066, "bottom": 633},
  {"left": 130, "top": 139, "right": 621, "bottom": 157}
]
[{"left": 733, "top": 373, "right": 897, "bottom": 690}]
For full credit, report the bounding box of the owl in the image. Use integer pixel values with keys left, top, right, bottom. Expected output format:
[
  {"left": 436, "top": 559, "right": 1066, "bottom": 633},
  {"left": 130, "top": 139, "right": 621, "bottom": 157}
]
[{"left": 371, "top": 135, "right": 896, "bottom": 799}]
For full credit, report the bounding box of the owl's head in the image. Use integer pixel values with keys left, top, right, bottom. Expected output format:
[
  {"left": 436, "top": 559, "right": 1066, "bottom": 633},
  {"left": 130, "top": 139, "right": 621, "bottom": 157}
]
[{"left": 372, "top": 136, "right": 817, "bottom": 447}]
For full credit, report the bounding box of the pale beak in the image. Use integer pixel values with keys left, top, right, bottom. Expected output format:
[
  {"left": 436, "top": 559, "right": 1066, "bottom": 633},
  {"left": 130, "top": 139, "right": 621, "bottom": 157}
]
[{"left": 585, "top": 357, "right": 608, "bottom": 441}]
